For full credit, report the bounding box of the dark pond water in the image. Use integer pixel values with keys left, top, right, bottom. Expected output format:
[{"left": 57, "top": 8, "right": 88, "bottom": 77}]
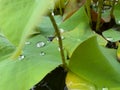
[{"left": 30, "top": 66, "right": 68, "bottom": 90}]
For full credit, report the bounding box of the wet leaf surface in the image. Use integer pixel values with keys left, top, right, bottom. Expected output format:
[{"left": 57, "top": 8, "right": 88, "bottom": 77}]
[
  {"left": 0, "top": 35, "right": 62, "bottom": 90},
  {"left": 37, "top": 16, "right": 62, "bottom": 40},
  {"left": 1, "top": 0, "right": 120, "bottom": 90}
]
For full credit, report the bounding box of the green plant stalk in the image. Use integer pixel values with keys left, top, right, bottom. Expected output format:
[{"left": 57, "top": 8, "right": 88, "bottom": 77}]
[
  {"left": 110, "top": 0, "right": 116, "bottom": 16},
  {"left": 59, "top": 0, "right": 64, "bottom": 15},
  {"left": 96, "top": 0, "right": 103, "bottom": 31},
  {"left": 49, "top": 12, "right": 66, "bottom": 66},
  {"left": 85, "top": 0, "right": 92, "bottom": 25}
]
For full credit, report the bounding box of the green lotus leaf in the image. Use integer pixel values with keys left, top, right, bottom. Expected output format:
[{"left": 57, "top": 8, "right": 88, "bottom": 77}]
[
  {"left": 0, "top": 35, "right": 61, "bottom": 90},
  {"left": 69, "top": 36, "right": 120, "bottom": 88},
  {"left": 0, "top": 0, "right": 52, "bottom": 46},
  {"left": 103, "top": 29, "right": 120, "bottom": 42},
  {"left": 0, "top": 0, "right": 36, "bottom": 46},
  {"left": 0, "top": 34, "right": 15, "bottom": 61},
  {"left": 59, "top": 6, "right": 89, "bottom": 31},
  {"left": 114, "top": 2, "right": 120, "bottom": 24},
  {"left": 62, "top": 23, "right": 93, "bottom": 56}
]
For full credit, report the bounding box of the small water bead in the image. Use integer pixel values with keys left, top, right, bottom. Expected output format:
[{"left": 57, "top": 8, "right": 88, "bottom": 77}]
[
  {"left": 58, "top": 47, "right": 64, "bottom": 52},
  {"left": 58, "top": 47, "right": 61, "bottom": 51},
  {"left": 92, "top": 3, "right": 96, "bottom": 7},
  {"left": 61, "top": 36, "right": 65, "bottom": 40},
  {"left": 106, "top": 37, "right": 113, "bottom": 41},
  {"left": 25, "top": 41, "right": 31, "bottom": 45},
  {"left": 56, "top": 37, "right": 59, "bottom": 41},
  {"left": 36, "top": 41, "right": 46, "bottom": 48},
  {"left": 102, "top": 87, "right": 109, "bottom": 90},
  {"left": 40, "top": 51, "right": 46, "bottom": 56},
  {"left": 59, "top": 28, "right": 65, "bottom": 33},
  {"left": 52, "top": 12, "right": 54, "bottom": 16},
  {"left": 118, "top": 20, "right": 120, "bottom": 24},
  {"left": 30, "top": 86, "right": 36, "bottom": 90},
  {"left": 56, "top": 36, "right": 65, "bottom": 40},
  {"left": 19, "top": 55, "right": 25, "bottom": 60}
]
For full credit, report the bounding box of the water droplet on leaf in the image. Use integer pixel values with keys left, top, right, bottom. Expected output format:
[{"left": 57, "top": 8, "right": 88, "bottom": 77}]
[
  {"left": 36, "top": 42, "right": 46, "bottom": 48},
  {"left": 30, "top": 86, "right": 36, "bottom": 90},
  {"left": 58, "top": 47, "right": 61, "bottom": 51},
  {"left": 56, "top": 37, "right": 59, "bottom": 41},
  {"left": 59, "top": 28, "right": 64, "bottom": 33},
  {"left": 118, "top": 20, "right": 120, "bottom": 24},
  {"left": 19, "top": 55, "right": 25, "bottom": 60},
  {"left": 106, "top": 37, "right": 113, "bottom": 41},
  {"left": 61, "top": 36, "right": 65, "bottom": 40},
  {"left": 102, "top": 87, "right": 109, "bottom": 90},
  {"left": 58, "top": 47, "right": 64, "bottom": 52},
  {"left": 40, "top": 51, "right": 46, "bottom": 56},
  {"left": 52, "top": 12, "right": 54, "bottom": 16},
  {"left": 56, "top": 36, "right": 65, "bottom": 40}
]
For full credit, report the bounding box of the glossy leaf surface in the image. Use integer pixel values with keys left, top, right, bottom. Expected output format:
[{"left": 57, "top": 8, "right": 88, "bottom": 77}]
[
  {"left": 114, "top": 2, "right": 120, "bottom": 24},
  {"left": 69, "top": 36, "right": 120, "bottom": 88},
  {"left": 0, "top": 0, "right": 36, "bottom": 46},
  {"left": 0, "top": 34, "right": 15, "bottom": 60},
  {"left": 38, "top": 16, "right": 62, "bottom": 37},
  {"left": 59, "top": 6, "right": 89, "bottom": 31},
  {"left": 62, "top": 23, "right": 93, "bottom": 56},
  {"left": 103, "top": 29, "right": 120, "bottom": 42},
  {"left": 117, "top": 43, "right": 120, "bottom": 61},
  {"left": 0, "top": 35, "right": 61, "bottom": 90},
  {"left": 0, "top": 0, "right": 52, "bottom": 46}
]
